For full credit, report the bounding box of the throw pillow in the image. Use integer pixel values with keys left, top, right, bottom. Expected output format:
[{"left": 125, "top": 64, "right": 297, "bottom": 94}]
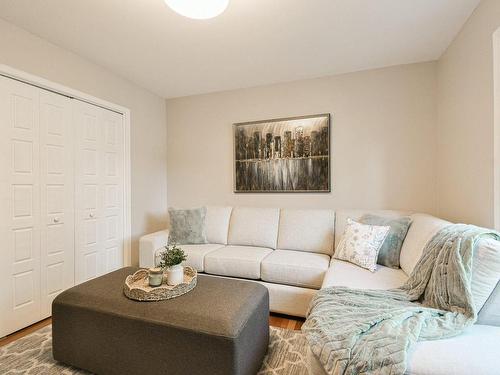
[
  {"left": 168, "top": 207, "right": 208, "bottom": 245},
  {"left": 359, "top": 214, "right": 412, "bottom": 269},
  {"left": 334, "top": 218, "right": 390, "bottom": 272}
]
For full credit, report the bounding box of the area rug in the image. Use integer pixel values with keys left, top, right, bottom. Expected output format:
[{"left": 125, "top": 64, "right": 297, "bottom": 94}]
[{"left": 0, "top": 325, "right": 308, "bottom": 375}]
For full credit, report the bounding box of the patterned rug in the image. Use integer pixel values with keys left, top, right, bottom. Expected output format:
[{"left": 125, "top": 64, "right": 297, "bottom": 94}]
[{"left": 0, "top": 325, "right": 309, "bottom": 375}]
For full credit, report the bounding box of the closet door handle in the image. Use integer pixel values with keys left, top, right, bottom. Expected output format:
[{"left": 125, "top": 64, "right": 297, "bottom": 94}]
[
  {"left": 89, "top": 213, "right": 95, "bottom": 218},
  {"left": 53, "top": 217, "right": 60, "bottom": 223}
]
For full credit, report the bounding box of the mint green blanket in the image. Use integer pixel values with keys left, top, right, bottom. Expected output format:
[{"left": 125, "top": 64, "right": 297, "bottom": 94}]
[{"left": 302, "top": 225, "right": 500, "bottom": 375}]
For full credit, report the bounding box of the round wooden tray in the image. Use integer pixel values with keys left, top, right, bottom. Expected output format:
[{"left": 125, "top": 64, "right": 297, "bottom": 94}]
[{"left": 123, "top": 267, "right": 197, "bottom": 301}]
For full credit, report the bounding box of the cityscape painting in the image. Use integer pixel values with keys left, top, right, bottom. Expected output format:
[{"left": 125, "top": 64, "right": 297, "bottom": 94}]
[{"left": 233, "top": 114, "right": 330, "bottom": 192}]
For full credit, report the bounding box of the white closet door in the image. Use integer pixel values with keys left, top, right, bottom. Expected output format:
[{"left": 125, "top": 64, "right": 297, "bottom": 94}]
[
  {"left": 74, "top": 101, "right": 124, "bottom": 284},
  {"left": 0, "top": 76, "right": 41, "bottom": 337},
  {"left": 39, "top": 90, "right": 74, "bottom": 318},
  {"left": 74, "top": 101, "right": 102, "bottom": 283},
  {"left": 102, "top": 109, "right": 124, "bottom": 273}
]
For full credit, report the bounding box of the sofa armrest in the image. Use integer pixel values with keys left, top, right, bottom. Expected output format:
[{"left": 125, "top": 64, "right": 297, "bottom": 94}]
[{"left": 139, "top": 230, "right": 169, "bottom": 268}]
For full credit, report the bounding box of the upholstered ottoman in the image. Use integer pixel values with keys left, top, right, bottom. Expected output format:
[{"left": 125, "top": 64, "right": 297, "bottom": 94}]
[{"left": 52, "top": 267, "right": 269, "bottom": 375}]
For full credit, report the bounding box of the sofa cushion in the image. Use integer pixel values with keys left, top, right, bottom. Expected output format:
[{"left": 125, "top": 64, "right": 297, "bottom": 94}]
[
  {"left": 334, "top": 209, "right": 410, "bottom": 249},
  {"left": 322, "top": 259, "right": 408, "bottom": 290},
  {"left": 405, "top": 325, "right": 500, "bottom": 375},
  {"left": 399, "top": 213, "right": 450, "bottom": 275},
  {"left": 180, "top": 244, "right": 225, "bottom": 272},
  {"left": 205, "top": 206, "right": 233, "bottom": 244},
  {"left": 261, "top": 250, "right": 330, "bottom": 289},
  {"left": 277, "top": 209, "right": 335, "bottom": 255},
  {"left": 307, "top": 324, "right": 500, "bottom": 375},
  {"left": 204, "top": 245, "right": 273, "bottom": 279},
  {"left": 399, "top": 214, "right": 500, "bottom": 315},
  {"left": 227, "top": 207, "right": 280, "bottom": 249}
]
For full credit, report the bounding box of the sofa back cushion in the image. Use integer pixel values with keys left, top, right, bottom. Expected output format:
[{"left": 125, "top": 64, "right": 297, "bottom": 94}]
[
  {"left": 335, "top": 209, "right": 410, "bottom": 250},
  {"left": 228, "top": 207, "right": 280, "bottom": 249},
  {"left": 205, "top": 206, "right": 233, "bottom": 244},
  {"left": 400, "top": 213, "right": 500, "bottom": 317},
  {"left": 399, "top": 213, "right": 450, "bottom": 275},
  {"left": 277, "top": 209, "right": 335, "bottom": 255}
]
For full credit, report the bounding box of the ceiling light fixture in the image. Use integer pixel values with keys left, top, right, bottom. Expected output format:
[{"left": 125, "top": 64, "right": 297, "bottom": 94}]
[{"left": 164, "top": 0, "right": 229, "bottom": 20}]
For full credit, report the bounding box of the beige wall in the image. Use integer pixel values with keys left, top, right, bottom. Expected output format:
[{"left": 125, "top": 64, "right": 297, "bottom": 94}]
[
  {"left": 437, "top": 0, "right": 500, "bottom": 228},
  {"left": 0, "top": 19, "right": 168, "bottom": 265},
  {"left": 166, "top": 62, "right": 438, "bottom": 214}
]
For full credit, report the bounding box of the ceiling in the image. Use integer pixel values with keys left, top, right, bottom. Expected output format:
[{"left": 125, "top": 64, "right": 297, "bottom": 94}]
[{"left": 0, "top": 0, "right": 480, "bottom": 98}]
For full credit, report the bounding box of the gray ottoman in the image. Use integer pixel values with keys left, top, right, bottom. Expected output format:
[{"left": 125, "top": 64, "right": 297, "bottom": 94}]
[{"left": 52, "top": 267, "right": 269, "bottom": 375}]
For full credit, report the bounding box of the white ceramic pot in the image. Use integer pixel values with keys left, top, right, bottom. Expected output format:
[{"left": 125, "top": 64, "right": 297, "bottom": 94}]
[{"left": 167, "top": 264, "right": 184, "bottom": 286}]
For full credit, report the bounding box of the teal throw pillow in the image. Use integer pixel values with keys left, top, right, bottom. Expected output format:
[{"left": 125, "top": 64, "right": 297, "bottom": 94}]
[{"left": 359, "top": 214, "right": 412, "bottom": 268}]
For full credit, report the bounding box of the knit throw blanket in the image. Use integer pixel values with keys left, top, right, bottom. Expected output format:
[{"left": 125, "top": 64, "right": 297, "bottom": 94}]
[{"left": 302, "top": 224, "right": 500, "bottom": 375}]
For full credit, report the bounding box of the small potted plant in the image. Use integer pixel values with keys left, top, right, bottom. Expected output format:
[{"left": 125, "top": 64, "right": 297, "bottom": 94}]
[{"left": 159, "top": 244, "right": 187, "bottom": 286}]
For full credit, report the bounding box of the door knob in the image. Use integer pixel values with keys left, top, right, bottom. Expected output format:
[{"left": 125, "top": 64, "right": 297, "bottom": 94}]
[
  {"left": 89, "top": 213, "right": 95, "bottom": 218},
  {"left": 53, "top": 217, "right": 60, "bottom": 223}
]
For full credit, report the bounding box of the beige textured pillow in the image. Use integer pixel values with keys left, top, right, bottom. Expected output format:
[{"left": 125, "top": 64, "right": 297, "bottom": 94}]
[{"left": 335, "top": 218, "right": 390, "bottom": 272}]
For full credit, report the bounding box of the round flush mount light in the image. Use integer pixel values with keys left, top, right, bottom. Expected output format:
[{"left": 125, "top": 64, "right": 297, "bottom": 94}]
[{"left": 164, "top": 0, "right": 229, "bottom": 20}]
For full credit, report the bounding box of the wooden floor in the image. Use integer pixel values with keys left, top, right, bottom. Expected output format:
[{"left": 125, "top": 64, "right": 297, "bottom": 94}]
[
  {"left": 0, "top": 318, "right": 52, "bottom": 347},
  {"left": 0, "top": 313, "right": 303, "bottom": 348},
  {"left": 269, "top": 313, "right": 304, "bottom": 330}
]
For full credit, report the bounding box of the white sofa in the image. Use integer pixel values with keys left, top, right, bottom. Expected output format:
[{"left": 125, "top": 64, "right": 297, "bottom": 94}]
[{"left": 140, "top": 206, "right": 500, "bottom": 375}]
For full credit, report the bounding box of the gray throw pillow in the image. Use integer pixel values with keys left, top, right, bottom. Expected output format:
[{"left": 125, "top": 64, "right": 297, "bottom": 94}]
[
  {"left": 168, "top": 207, "right": 208, "bottom": 245},
  {"left": 359, "top": 214, "right": 412, "bottom": 268}
]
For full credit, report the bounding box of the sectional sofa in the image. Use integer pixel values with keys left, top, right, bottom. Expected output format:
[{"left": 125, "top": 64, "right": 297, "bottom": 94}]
[{"left": 139, "top": 206, "right": 500, "bottom": 375}]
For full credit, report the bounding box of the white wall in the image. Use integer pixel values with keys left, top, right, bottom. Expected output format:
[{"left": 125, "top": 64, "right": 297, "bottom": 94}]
[
  {"left": 166, "top": 62, "right": 438, "bottom": 214},
  {"left": 437, "top": 0, "right": 500, "bottom": 228},
  {"left": 0, "top": 19, "right": 168, "bottom": 265}
]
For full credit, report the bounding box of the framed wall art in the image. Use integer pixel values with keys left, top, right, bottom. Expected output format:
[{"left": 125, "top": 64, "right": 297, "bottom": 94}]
[{"left": 233, "top": 113, "right": 331, "bottom": 193}]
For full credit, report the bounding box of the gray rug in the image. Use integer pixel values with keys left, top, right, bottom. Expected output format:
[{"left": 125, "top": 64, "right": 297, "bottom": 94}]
[{"left": 0, "top": 325, "right": 309, "bottom": 375}]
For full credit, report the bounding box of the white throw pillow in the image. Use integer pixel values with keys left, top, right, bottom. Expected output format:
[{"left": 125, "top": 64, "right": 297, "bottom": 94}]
[{"left": 335, "top": 218, "right": 390, "bottom": 272}]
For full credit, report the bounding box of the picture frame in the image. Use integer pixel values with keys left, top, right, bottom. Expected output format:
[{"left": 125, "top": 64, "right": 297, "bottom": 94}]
[{"left": 233, "top": 113, "right": 331, "bottom": 193}]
